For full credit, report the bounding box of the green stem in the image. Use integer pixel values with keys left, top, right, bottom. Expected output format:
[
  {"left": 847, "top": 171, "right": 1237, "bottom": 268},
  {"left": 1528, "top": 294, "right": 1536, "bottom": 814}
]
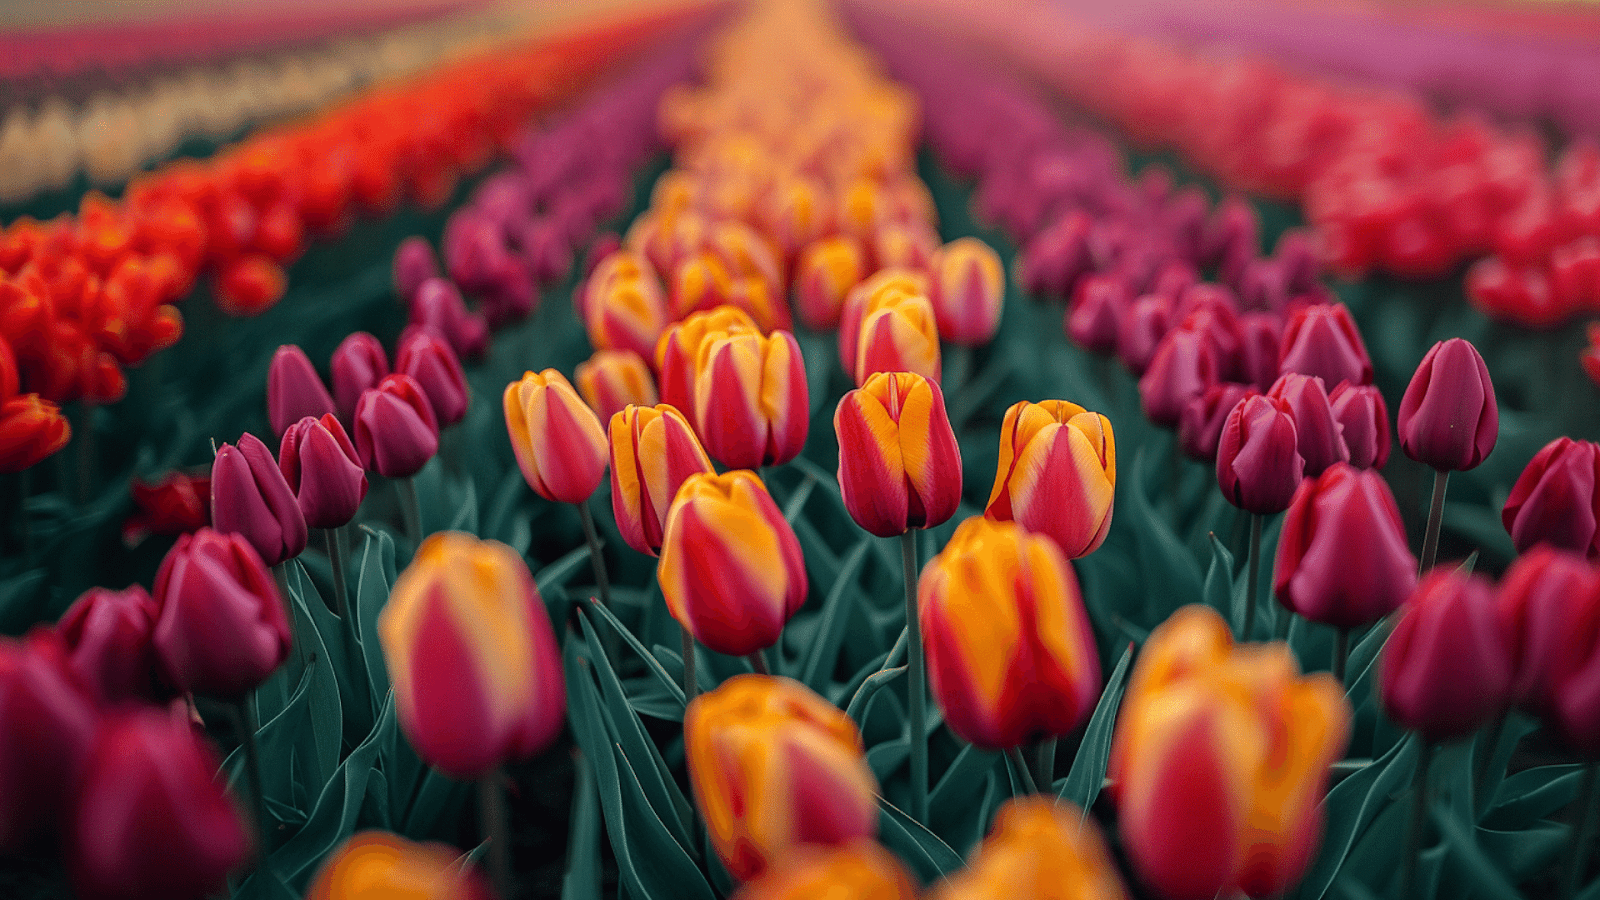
[
  {"left": 1274, "top": 605, "right": 1293, "bottom": 641},
  {"left": 323, "top": 528, "right": 348, "bottom": 620},
  {"left": 1473, "top": 712, "right": 1507, "bottom": 813},
  {"left": 1419, "top": 470, "right": 1449, "bottom": 575},
  {"left": 479, "top": 770, "right": 512, "bottom": 900},
  {"left": 902, "top": 530, "right": 928, "bottom": 825},
  {"left": 1332, "top": 628, "right": 1349, "bottom": 685},
  {"left": 1401, "top": 741, "right": 1435, "bottom": 900},
  {"left": 747, "top": 650, "right": 770, "bottom": 675},
  {"left": 1005, "top": 746, "right": 1039, "bottom": 796},
  {"left": 271, "top": 563, "right": 303, "bottom": 669},
  {"left": 1032, "top": 739, "right": 1057, "bottom": 793},
  {"left": 1560, "top": 763, "right": 1600, "bottom": 900},
  {"left": 576, "top": 502, "right": 613, "bottom": 611},
  {"left": 681, "top": 625, "right": 698, "bottom": 702},
  {"left": 1243, "top": 513, "right": 1262, "bottom": 640},
  {"left": 228, "top": 699, "right": 268, "bottom": 858},
  {"left": 398, "top": 476, "right": 423, "bottom": 548}
]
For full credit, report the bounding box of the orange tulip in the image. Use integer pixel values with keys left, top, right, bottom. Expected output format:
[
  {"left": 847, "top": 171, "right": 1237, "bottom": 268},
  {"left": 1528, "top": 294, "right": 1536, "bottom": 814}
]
[
  {"left": 757, "top": 175, "right": 832, "bottom": 259},
  {"left": 609, "top": 403, "right": 714, "bottom": 556},
  {"left": 1107, "top": 605, "right": 1350, "bottom": 900},
  {"left": 581, "top": 250, "right": 667, "bottom": 360},
  {"left": 575, "top": 349, "right": 657, "bottom": 425},
  {"left": 870, "top": 221, "right": 939, "bottom": 272},
  {"left": 918, "top": 516, "right": 1101, "bottom": 749},
  {"left": 793, "top": 236, "right": 865, "bottom": 331},
  {"left": 655, "top": 304, "right": 761, "bottom": 418},
  {"left": 503, "top": 369, "right": 608, "bottom": 504},
  {"left": 378, "top": 533, "right": 565, "bottom": 779},
  {"left": 985, "top": 400, "right": 1115, "bottom": 558},
  {"left": 853, "top": 288, "right": 941, "bottom": 388},
  {"left": 670, "top": 251, "right": 736, "bottom": 322},
  {"left": 0, "top": 393, "right": 71, "bottom": 472},
  {"left": 834, "top": 371, "right": 961, "bottom": 537},
  {"left": 837, "top": 268, "right": 929, "bottom": 379},
  {"left": 307, "top": 831, "right": 493, "bottom": 900},
  {"left": 733, "top": 840, "right": 916, "bottom": 900},
  {"left": 685, "top": 675, "right": 878, "bottom": 882},
  {"left": 930, "top": 797, "right": 1129, "bottom": 900},
  {"left": 693, "top": 328, "right": 809, "bottom": 469},
  {"left": 928, "top": 237, "right": 1004, "bottom": 346},
  {"left": 659, "top": 471, "right": 806, "bottom": 655}
]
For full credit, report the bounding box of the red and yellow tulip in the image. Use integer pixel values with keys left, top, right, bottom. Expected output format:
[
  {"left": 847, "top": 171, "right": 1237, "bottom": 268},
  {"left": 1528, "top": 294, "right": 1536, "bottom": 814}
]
[
  {"left": 503, "top": 369, "right": 608, "bottom": 504},
  {"left": 930, "top": 797, "right": 1129, "bottom": 900},
  {"left": 834, "top": 371, "right": 961, "bottom": 537},
  {"left": 609, "top": 403, "right": 715, "bottom": 557},
  {"left": 985, "top": 400, "right": 1115, "bottom": 558}
]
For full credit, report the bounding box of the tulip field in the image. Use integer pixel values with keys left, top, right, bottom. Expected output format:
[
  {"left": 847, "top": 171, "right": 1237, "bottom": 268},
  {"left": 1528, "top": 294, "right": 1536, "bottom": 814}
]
[{"left": 4, "top": 0, "right": 1600, "bottom": 898}]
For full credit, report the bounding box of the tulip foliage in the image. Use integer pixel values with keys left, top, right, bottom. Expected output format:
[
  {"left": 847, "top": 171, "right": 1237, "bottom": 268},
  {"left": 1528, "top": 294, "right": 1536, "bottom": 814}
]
[{"left": 3, "top": 1, "right": 1600, "bottom": 900}]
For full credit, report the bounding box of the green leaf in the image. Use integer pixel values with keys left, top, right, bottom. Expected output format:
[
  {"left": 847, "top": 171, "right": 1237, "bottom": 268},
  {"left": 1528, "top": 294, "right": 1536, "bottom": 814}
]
[
  {"left": 1488, "top": 764, "right": 1586, "bottom": 828},
  {"left": 845, "top": 664, "right": 907, "bottom": 723},
  {"left": 354, "top": 529, "right": 398, "bottom": 717},
  {"left": 781, "top": 471, "right": 818, "bottom": 524},
  {"left": 1126, "top": 449, "right": 1204, "bottom": 622},
  {"left": 535, "top": 545, "right": 590, "bottom": 593},
  {"left": 561, "top": 756, "right": 603, "bottom": 900},
  {"left": 583, "top": 596, "right": 686, "bottom": 710},
  {"left": 798, "top": 538, "right": 871, "bottom": 690},
  {"left": 1203, "top": 532, "right": 1235, "bottom": 617},
  {"left": 1294, "top": 734, "right": 1419, "bottom": 900},
  {"left": 448, "top": 475, "right": 480, "bottom": 533},
  {"left": 1059, "top": 643, "right": 1133, "bottom": 817},
  {"left": 877, "top": 797, "right": 965, "bottom": 884},
  {"left": 1431, "top": 801, "right": 1522, "bottom": 899}
]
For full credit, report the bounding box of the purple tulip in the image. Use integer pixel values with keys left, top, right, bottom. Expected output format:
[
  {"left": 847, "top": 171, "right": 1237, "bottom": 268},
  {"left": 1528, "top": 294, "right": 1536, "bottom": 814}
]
[
  {"left": 265, "top": 345, "right": 336, "bottom": 439},
  {"left": 279, "top": 414, "right": 367, "bottom": 529},
  {"left": 210, "top": 432, "right": 307, "bottom": 567},
  {"left": 1398, "top": 338, "right": 1499, "bottom": 472},
  {"left": 1216, "top": 393, "right": 1305, "bottom": 515}
]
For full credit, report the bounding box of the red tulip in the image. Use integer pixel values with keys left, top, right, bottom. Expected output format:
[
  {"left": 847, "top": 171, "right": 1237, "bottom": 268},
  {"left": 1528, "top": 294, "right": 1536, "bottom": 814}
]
[
  {"left": 266, "top": 345, "right": 336, "bottom": 439},
  {"left": 1267, "top": 373, "right": 1349, "bottom": 477},
  {"left": 58, "top": 585, "right": 168, "bottom": 706},
  {"left": 1502, "top": 437, "right": 1600, "bottom": 559},
  {"left": 354, "top": 374, "right": 440, "bottom": 479},
  {"left": 1328, "top": 382, "right": 1390, "bottom": 470},
  {"left": 1397, "top": 338, "right": 1498, "bottom": 472},
  {"left": 1496, "top": 547, "right": 1599, "bottom": 715},
  {"left": 1381, "top": 570, "right": 1512, "bottom": 742},
  {"left": 1180, "top": 383, "right": 1252, "bottom": 463},
  {"left": 279, "top": 414, "right": 367, "bottom": 529},
  {"left": 1278, "top": 303, "right": 1372, "bottom": 388},
  {"left": 1275, "top": 464, "right": 1417, "bottom": 629},
  {"left": 330, "top": 331, "right": 389, "bottom": 426},
  {"left": 1216, "top": 394, "right": 1304, "bottom": 515},
  {"left": 0, "top": 629, "right": 100, "bottom": 851},
  {"left": 210, "top": 432, "right": 307, "bottom": 566},
  {"left": 395, "top": 326, "right": 469, "bottom": 428}
]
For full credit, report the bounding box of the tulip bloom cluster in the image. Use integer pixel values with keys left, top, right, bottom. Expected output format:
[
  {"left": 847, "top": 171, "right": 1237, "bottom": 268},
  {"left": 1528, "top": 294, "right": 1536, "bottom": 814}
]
[{"left": 1108, "top": 606, "right": 1350, "bottom": 900}]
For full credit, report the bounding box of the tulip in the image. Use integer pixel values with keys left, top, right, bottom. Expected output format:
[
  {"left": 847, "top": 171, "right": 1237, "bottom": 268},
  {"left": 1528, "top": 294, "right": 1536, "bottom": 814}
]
[
  {"left": 1502, "top": 437, "right": 1600, "bottom": 559},
  {"left": 794, "top": 236, "right": 865, "bottom": 331},
  {"left": 504, "top": 369, "right": 608, "bottom": 505},
  {"left": 576, "top": 349, "right": 658, "bottom": 424},
  {"left": 1139, "top": 322, "right": 1221, "bottom": 428},
  {"left": 985, "top": 400, "right": 1115, "bottom": 559},
  {"left": 151, "top": 528, "right": 291, "bottom": 698},
  {"left": 583, "top": 251, "right": 668, "bottom": 361},
  {"left": 331, "top": 331, "right": 389, "bottom": 425},
  {"left": 684, "top": 675, "right": 878, "bottom": 882},
  {"left": 1267, "top": 373, "right": 1348, "bottom": 477},
  {"left": 655, "top": 305, "right": 761, "bottom": 419},
  {"left": 1278, "top": 303, "right": 1372, "bottom": 387},
  {"left": 838, "top": 269, "right": 930, "bottom": 374},
  {"left": 1382, "top": 570, "right": 1512, "bottom": 743},
  {"left": 834, "top": 372, "right": 962, "bottom": 538},
  {"left": 694, "top": 329, "right": 809, "bottom": 469},
  {"left": 0, "top": 393, "right": 71, "bottom": 472},
  {"left": 1328, "top": 381, "right": 1390, "bottom": 470},
  {"left": 69, "top": 709, "right": 251, "bottom": 900},
  {"left": 1216, "top": 393, "right": 1304, "bottom": 515},
  {"left": 659, "top": 471, "right": 806, "bottom": 656},
  {"left": 0, "top": 336, "right": 16, "bottom": 402},
  {"left": 58, "top": 585, "right": 167, "bottom": 706},
  {"left": 1275, "top": 463, "right": 1417, "bottom": 630},
  {"left": 1546, "top": 583, "right": 1600, "bottom": 757},
  {"left": 708, "top": 220, "right": 784, "bottom": 301},
  {"left": 378, "top": 532, "right": 564, "bottom": 779},
  {"left": 610, "top": 404, "right": 715, "bottom": 557},
  {"left": 928, "top": 237, "right": 1004, "bottom": 345},
  {"left": 1496, "top": 547, "right": 1599, "bottom": 714},
  {"left": 123, "top": 470, "right": 210, "bottom": 547},
  {"left": 1065, "top": 275, "right": 1127, "bottom": 355},
  {"left": 1109, "top": 605, "right": 1349, "bottom": 900},
  {"left": 279, "top": 414, "right": 367, "bottom": 529},
  {"left": 1237, "top": 311, "right": 1282, "bottom": 391},
  {"left": 354, "top": 374, "right": 440, "bottom": 479},
  {"left": 671, "top": 252, "right": 736, "bottom": 322},
  {"left": 392, "top": 236, "right": 440, "bottom": 305},
  {"left": 0, "top": 630, "right": 100, "bottom": 851},
  {"left": 734, "top": 841, "right": 916, "bottom": 900},
  {"left": 266, "top": 344, "right": 337, "bottom": 438},
  {"left": 930, "top": 797, "right": 1129, "bottom": 900},
  {"left": 1117, "top": 293, "right": 1173, "bottom": 377},
  {"left": 1397, "top": 338, "right": 1498, "bottom": 472},
  {"left": 395, "top": 327, "right": 469, "bottom": 428},
  {"left": 853, "top": 289, "right": 942, "bottom": 387},
  {"left": 872, "top": 222, "right": 939, "bottom": 274},
  {"left": 411, "top": 278, "right": 489, "bottom": 362},
  {"left": 919, "top": 517, "right": 1101, "bottom": 749},
  {"left": 307, "top": 831, "right": 493, "bottom": 900},
  {"left": 211, "top": 432, "right": 307, "bottom": 566},
  {"left": 1180, "top": 383, "right": 1253, "bottom": 463}
]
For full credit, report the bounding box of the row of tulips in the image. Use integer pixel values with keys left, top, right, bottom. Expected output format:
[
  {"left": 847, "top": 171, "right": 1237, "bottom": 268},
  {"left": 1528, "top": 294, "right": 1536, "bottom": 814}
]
[{"left": 0, "top": 4, "right": 705, "bottom": 477}]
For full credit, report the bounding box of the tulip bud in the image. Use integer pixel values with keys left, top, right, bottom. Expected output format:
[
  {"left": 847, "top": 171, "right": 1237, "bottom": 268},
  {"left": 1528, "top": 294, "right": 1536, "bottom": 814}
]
[
  {"left": 1140, "top": 323, "right": 1222, "bottom": 428},
  {"left": 660, "top": 471, "right": 806, "bottom": 655},
  {"left": 1216, "top": 394, "right": 1304, "bottom": 514},
  {"left": 354, "top": 374, "right": 439, "bottom": 479},
  {"left": 69, "top": 709, "right": 252, "bottom": 900},
  {"left": 308, "top": 831, "right": 494, "bottom": 900},
  {"left": 392, "top": 236, "right": 440, "bottom": 305},
  {"left": 1495, "top": 546, "right": 1598, "bottom": 714},
  {"left": 853, "top": 289, "right": 942, "bottom": 387},
  {"left": 694, "top": 329, "right": 809, "bottom": 470},
  {"left": 411, "top": 278, "right": 489, "bottom": 362},
  {"left": 1381, "top": 570, "right": 1512, "bottom": 742},
  {"left": 930, "top": 797, "right": 1130, "bottom": 900},
  {"left": 379, "top": 532, "right": 564, "bottom": 779},
  {"left": 1278, "top": 303, "right": 1372, "bottom": 387},
  {"left": 670, "top": 252, "right": 736, "bottom": 322},
  {"left": 504, "top": 369, "right": 608, "bottom": 504},
  {"left": 123, "top": 470, "right": 210, "bottom": 547},
  {"left": 920, "top": 516, "right": 1100, "bottom": 748},
  {"left": 1180, "top": 382, "right": 1253, "bottom": 463},
  {"left": 58, "top": 585, "right": 167, "bottom": 706},
  {"left": 1502, "top": 437, "right": 1600, "bottom": 559},
  {"left": 794, "top": 236, "right": 865, "bottom": 331},
  {"left": 583, "top": 251, "right": 669, "bottom": 360},
  {"left": 838, "top": 269, "right": 929, "bottom": 374},
  {"left": 986, "top": 400, "right": 1115, "bottom": 558},
  {"left": 655, "top": 305, "right": 761, "bottom": 417},
  {"left": 577, "top": 349, "right": 658, "bottom": 424},
  {"left": 1328, "top": 381, "right": 1390, "bottom": 470},
  {"left": 279, "top": 414, "right": 367, "bottom": 529},
  {"left": 1397, "top": 338, "right": 1499, "bottom": 472},
  {"left": 266, "top": 344, "right": 337, "bottom": 438},
  {"left": 685, "top": 675, "right": 878, "bottom": 882},
  {"left": 872, "top": 221, "right": 939, "bottom": 273},
  {"left": 834, "top": 372, "right": 962, "bottom": 538},
  {"left": 395, "top": 327, "right": 469, "bottom": 428},
  {"left": 1266, "top": 373, "right": 1348, "bottom": 477},
  {"left": 1065, "top": 275, "right": 1127, "bottom": 355},
  {"left": 927, "top": 237, "right": 1004, "bottom": 345},
  {"left": 1545, "top": 582, "right": 1600, "bottom": 757},
  {"left": 0, "top": 393, "right": 71, "bottom": 472},
  {"left": 1109, "top": 606, "right": 1349, "bottom": 900},
  {"left": 1117, "top": 293, "right": 1173, "bottom": 377},
  {"left": 1237, "top": 312, "right": 1282, "bottom": 391},
  {"left": 734, "top": 841, "right": 916, "bottom": 900},
  {"left": 331, "top": 331, "right": 389, "bottom": 425},
  {"left": 152, "top": 528, "right": 290, "bottom": 698},
  {"left": 1274, "top": 463, "right": 1417, "bottom": 629},
  {"left": 610, "top": 404, "right": 714, "bottom": 557},
  {"left": 211, "top": 432, "right": 307, "bottom": 566},
  {"left": 0, "top": 630, "right": 100, "bottom": 851}
]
